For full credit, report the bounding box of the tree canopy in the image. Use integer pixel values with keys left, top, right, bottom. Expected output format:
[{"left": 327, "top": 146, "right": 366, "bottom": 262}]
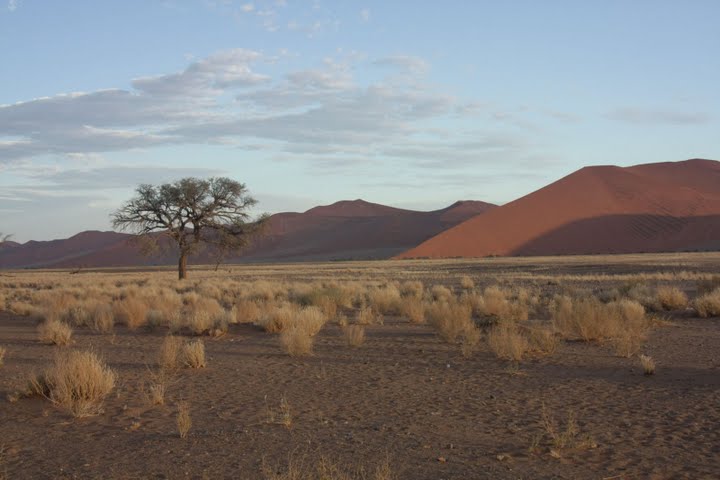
[{"left": 112, "top": 177, "right": 266, "bottom": 279}]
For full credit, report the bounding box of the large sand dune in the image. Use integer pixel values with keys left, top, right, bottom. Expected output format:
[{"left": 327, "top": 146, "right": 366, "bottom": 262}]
[
  {"left": 398, "top": 159, "right": 720, "bottom": 258},
  {"left": 0, "top": 199, "right": 494, "bottom": 268}
]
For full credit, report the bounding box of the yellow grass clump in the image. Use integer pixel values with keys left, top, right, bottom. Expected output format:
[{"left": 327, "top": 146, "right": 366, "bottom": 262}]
[
  {"left": 0, "top": 345, "right": 6, "bottom": 367},
  {"left": 182, "top": 339, "right": 207, "bottom": 368},
  {"left": 694, "top": 288, "right": 720, "bottom": 318},
  {"left": 426, "top": 300, "right": 473, "bottom": 343},
  {"left": 639, "top": 354, "right": 655, "bottom": 375},
  {"left": 343, "top": 324, "right": 365, "bottom": 347},
  {"left": 112, "top": 297, "right": 148, "bottom": 330},
  {"left": 279, "top": 307, "right": 328, "bottom": 356},
  {"left": 488, "top": 323, "right": 529, "bottom": 361},
  {"left": 459, "top": 275, "right": 475, "bottom": 290},
  {"left": 430, "top": 285, "right": 454, "bottom": 302},
  {"left": 231, "top": 299, "right": 263, "bottom": 324},
  {"left": 656, "top": 286, "right": 688, "bottom": 311},
  {"left": 37, "top": 319, "right": 73, "bottom": 346},
  {"left": 400, "top": 297, "right": 425, "bottom": 324},
  {"left": 176, "top": 401, "right": 192, "bottom": 438},
  {"left": 367, "top": 284, "right": 402, "bottom": 315},
  {"left": 158, "top": 335, "right": 184, "bottom": 370},
  {"left": 258, "top": 303, "right": 298, "bottom": 333},
  {"left": 399, "top": 280, "right": 424, "bottom": 299},
  {"left": 356, "top": 305, "right": 383, "bottom": 325},
  {"left": 31, "top": 350, "right": 116, "bottom": 417},
  {"left": 88, "top": 303, "right": 114, "bottom": 333}
]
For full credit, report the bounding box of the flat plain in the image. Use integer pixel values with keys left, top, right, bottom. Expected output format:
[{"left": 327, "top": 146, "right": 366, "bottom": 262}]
[{"left": 1, "top": 253, "right": 719, "bottom": 479}]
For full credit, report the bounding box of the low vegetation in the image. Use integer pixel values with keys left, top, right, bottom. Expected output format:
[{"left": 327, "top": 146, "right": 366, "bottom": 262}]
[{"left": 29, "top": 350, "right": 116, "bottom": 417}]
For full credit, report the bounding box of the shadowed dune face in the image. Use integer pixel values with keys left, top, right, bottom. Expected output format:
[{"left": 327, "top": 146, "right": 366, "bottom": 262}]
[
  {"left": 398, "top": 159, "right": 720, "bottom": 259},
  {"left": 0, "top": 199, "right": 495, "bottom": 268},
  {"left": 510, "top": 214, "right": 720, "bottom": 256}
]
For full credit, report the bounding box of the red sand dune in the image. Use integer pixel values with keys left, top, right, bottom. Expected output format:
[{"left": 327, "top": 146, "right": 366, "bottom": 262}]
[
  {"left": 397, "top": 159, "right": 720, "bottom": 258},
  {"left": 0, "top": 199, "right": 494, "bottom": 268}
]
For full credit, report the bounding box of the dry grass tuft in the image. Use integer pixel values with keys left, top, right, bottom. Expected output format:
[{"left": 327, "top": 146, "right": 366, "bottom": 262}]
[
  {"left": 176, "top": 401, "right": 192, "bottom": 439},
  {"left": 182, "top": 339, "right": 207, "bottom": 368},
  {"left": 367, "top": 284, "right": 402, "bottom": 315},
  {"left": 0, "top": 346, "right": 6, "bottom": 367},
  {"left": 525, "top": 326, "right": 560, "bottom": 356},
  {"left": 656, "top": 286, "right": 688, "bottom": 311},
  {"left": 158, "top": 335, "right": 183, "bottom": 370},
  {"left": 232, "top": 299, "right": 263, "bottom": 324},
  {"left": 258, "top": 303, "right": 298, "bottom": 333},
  {"left": 113, "top": 297, "right": 148, "bottom": 330},
  {"left": 430, "top": 285, "right": 454, "bottom": 302},
  {"left": 356, "top": 305, "right": 383, "bottom": 325},
  {"left": 488, "top": 323, "right": 529, "bottom": 361},
  {"left": 31, "top": 350, "right": 116, "bottom": 417},
  {"left": 459, "top": 275, "right": 475, "bottom": 290},
  {"left": 426, "top": 300, "right": 473, "bottom": 343},
  {"left": 694, "top": 288, "right": 720, "bottom": 318},
  {"left": 400, "top": 297, "right": 425, "bottom": 324},
  {"left": 37, "top": 319, "right": 73, "bottom": 346},
  {"left": 88, "top": 303, "right": 114, "bottom": 333},
  {"left": 399, "top": 280, "right": 424, "bottom": 299},
  {"left": 262, "top": 453, "right": 394, "bottom": 480},
  {"left": 278, "top": 306, "right": 327, "bottom": 356},
  {"left": 343, "top": 324, "right": 365, "bottom": 347},
  {"left": 639, "top": 354, "right": 656, "bottom": 376}
]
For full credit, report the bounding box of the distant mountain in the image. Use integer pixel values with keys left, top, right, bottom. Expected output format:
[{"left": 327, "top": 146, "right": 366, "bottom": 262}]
[
  {"left": 0, "top": 199, "right": 495, "bottom": 268},
  {"left": 397, "top": 159, "right": 720, "bottom": 258}
]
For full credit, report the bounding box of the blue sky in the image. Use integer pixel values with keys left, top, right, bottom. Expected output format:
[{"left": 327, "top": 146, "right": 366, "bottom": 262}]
[{"left": 1, "top": 0, "right": 719, "bottom": 241}]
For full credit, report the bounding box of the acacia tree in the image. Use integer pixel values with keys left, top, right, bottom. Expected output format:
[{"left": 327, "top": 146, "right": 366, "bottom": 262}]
[{"left": 112, "top": 177, "right": 266, "bottom": 280}]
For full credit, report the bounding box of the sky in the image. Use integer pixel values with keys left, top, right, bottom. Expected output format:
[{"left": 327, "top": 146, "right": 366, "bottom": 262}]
[{"left": 1, "top": 1, "right": 719, "bottom": 242}]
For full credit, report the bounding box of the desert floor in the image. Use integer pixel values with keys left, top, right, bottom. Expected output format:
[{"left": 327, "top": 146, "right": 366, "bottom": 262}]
[{"left": 1, "top": 254, "right": 720, "bottom": 479}]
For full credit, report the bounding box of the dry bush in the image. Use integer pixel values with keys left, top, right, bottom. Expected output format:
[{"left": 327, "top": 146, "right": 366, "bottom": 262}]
[
  {"left": 158, "top": 336, "right": 183, "bottom": 370},
  {"left": 459, "top": 275, "right": 475, "bottom": 290},
  {"left": 0, "top": 346, "right": 6, "bottom": 367},
  {"left": 31, "top": 350, "right": 116, "bottom": 417},
  {"left": 248, "top": 280, "right": 278, "bottom": 302},
  {"left": 552, "top": 295, "right": 648, "bottom": 356},
  {"left": 476, "top": 286, "right": 529, "bottom": 322},
  {"left": 460, "top": 325, "right": 481, "bottom": 358},
  {"left": 694, "top": 289, "right": 720, "bottom": 318},
  {"left": 367, "top": 284, "right": 402, "bottom": 315},
  {"left": 430, "top": 285, "right": 454, "bottom": 302},
  {"left": 280, "top": 326, "right": 314, "bottom": 356},
  {"left": 697, "top": 275, "right": 720, "bottom": 295},
  {"left": 639, "top": 354, "right": 655, "bottom": 375},
  {"left": 62, "top": 304, "right": 90, "bottom": 327},
  {"left": 182, "top": 339, "right": 207, "bottom": 368},
  {"left": 176, "top": 401, "right": 192, "bottom": 438},
  {"left": 88, "top": 303, "right": 114, "bottom": 333},
  {"left": 488, "top": 323, "right": 529, "bottom": 361},
  {"left": 425, "top": 300, "right": 473, "bottom": 343},
  {"left": 656, "top": 286, "right": 688, "bottom": 311},
  {"left": 399, "top": 280, "right": 424, "bottom": 299},
  {"left": 148, "top": 382, "right": 166, "bottom": 405},
  {"left": 525, "top": 326, "right": 560, "bottom": 356},
  {"left": 356, "top": 305, "right": 383, "bottom": 325},
  {"left": 278, "top": 307, "right": 327, "bottom": 356},
  {"left": 37, "top": 319, "right": 73, "bottom": 346},
  {"left": 343, "top": 324, "right": 365, "bottom": 347},
  {"left": 231, "top": 299, "right": 262, "bottom": 324},
  {"left": 258, "top": 303, "right": 298, "bottom": 333},
  {"left": 113, "top": 297, "right": 148, "bottom": 330},
  {"left": 533, "top": 404, "right": 593, "bottom": 454},
  {"left": 400, "top": 297, "right": 425, "bottom": 324},
  {"left": 0, "top": 292, "right": 5, "bottom": 310},
  {"left": 609, "top": 300, "right": 649, "bottom": 357}
]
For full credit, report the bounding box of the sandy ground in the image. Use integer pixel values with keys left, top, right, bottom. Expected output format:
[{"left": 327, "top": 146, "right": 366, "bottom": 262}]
[{"left": 1, "top": 257, "right": 720, "bottom": 479}]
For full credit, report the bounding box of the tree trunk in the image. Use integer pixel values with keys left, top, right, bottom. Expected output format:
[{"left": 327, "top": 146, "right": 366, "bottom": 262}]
[{"left": 178, "top": 252, "right": 188, "bottom": 280}]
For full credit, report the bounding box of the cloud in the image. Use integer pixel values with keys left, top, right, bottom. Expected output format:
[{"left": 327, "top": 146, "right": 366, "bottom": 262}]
[
  {"left": 360, "top": 8, "right": 370, "bottom": 22},
  {"left": 241, "top": 3, "right": 254, "bottom": 12},
  {"left": 373, "top": 55, "right": 429, "bottom": 74},
  {"left": 7, "top": 0, "right": 19, "bottom": 12},
  {"left": 607, "top": 107, "right": 711, "bottom": 125}
]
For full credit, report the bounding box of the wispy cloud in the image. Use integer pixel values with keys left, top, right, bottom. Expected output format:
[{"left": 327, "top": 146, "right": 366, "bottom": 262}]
[
  {"left": 7, "top": 0, "right": 19, "bottom": 12},
  {"left": 608, "top": 107, "right": 711, "bottom": 125},
  {"left": 373, "top": 55, "right": 429, "bottom": 74},
  {"left": 360, "top": 8, "right": 370, "bottom": 22}
]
